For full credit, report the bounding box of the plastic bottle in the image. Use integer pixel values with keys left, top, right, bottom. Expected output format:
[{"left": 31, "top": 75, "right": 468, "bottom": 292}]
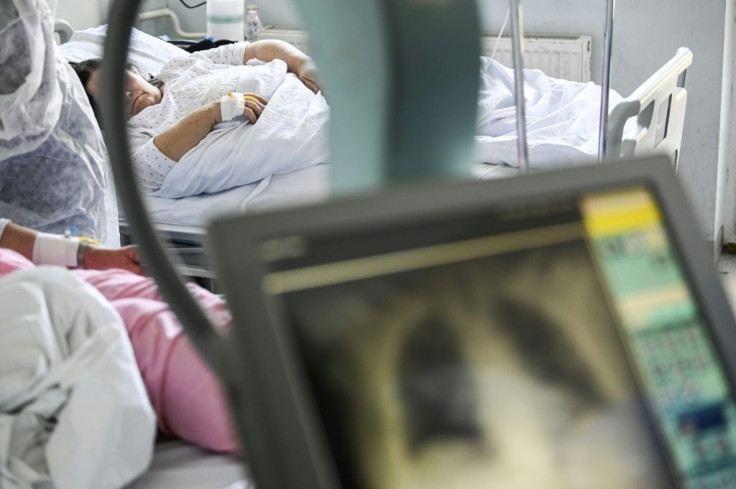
[
  {"left": 207, "top": 0, "right": 245, "bottom": 41},
  {"left": 245, "top": 5, "right": 262, "bottom": 42}
]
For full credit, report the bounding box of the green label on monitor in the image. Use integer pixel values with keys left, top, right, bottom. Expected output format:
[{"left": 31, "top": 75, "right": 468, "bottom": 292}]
[{"left": 582, "top": 188, "right": 736, "bottom": 487}]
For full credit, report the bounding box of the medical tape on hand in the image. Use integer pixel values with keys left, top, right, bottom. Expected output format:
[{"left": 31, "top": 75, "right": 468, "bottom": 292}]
[
  {"left": 220, "top": 92, "right": 246, "bottom": 122},
  {"left": 32, "top": 233, "right": 80, "bottom": 268}
]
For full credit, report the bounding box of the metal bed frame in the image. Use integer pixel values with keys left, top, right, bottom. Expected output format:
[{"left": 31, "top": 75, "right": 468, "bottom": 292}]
[
  {"left": 123, "top": 38, "right": 692, "bottom": 292},
  {"left": 508, "top": 0, "right": 616, "bottom": 173}
]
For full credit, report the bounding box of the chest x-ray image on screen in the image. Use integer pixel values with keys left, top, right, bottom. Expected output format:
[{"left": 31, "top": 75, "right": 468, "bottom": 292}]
[
  {"left": 209, "top": 156, "right": 736, "bottom": 489},
  {"left": 279, "top": 204, "right": 680, "bottom": 489},
  {"left": 284, "top": 240, "right": 670, "bottom": 489}
]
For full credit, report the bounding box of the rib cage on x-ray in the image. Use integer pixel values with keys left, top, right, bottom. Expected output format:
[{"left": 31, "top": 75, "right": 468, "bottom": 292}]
[{"left": 285, "top": 241, "right": 671, "bottom": 489}]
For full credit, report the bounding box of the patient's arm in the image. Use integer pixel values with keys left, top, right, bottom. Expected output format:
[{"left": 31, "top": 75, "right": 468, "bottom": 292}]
[
  {"left": 152, "top": 94, "right": 267, "bottom": 162},
  {"left": 84, "top": 247, "right": 143, "bottom": 275},
  {"left": 0, "top": 222, "right": 144, "bottom": 275},
  {"left": 152, "top": 102, "right": 222, "bottom": 162},
  {"left": 0, "top": 222, "right": 35, "bottom": 259},
  {"left": 245, "top": 40, "right": 322, "bottom": 93}
]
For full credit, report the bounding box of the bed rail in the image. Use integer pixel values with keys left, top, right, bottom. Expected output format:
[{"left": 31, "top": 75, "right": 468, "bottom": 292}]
[{"left": 606, "top": 47, "right": 693, "bottom": 172}]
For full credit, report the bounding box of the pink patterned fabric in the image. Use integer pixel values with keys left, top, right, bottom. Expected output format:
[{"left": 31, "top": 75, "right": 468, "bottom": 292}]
[
  {"left": 0, "top": 249, "right": 237, "bottom": 453},
  {"left": 0, "top": 248, "right": 34, "bottom": 275}
]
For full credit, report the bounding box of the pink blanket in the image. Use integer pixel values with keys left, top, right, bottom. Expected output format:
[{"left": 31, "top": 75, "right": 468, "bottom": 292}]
[{"left": 0, "top": 248, "right": 237, "bottom": 453}]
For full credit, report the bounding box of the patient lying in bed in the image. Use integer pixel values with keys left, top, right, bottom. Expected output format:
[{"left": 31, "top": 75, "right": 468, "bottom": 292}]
[
  {"left": 75, "top": 39, "right": 328, "bottom": 198},
  {"left": 0, "top": 261, "right": 156, "bottom": 489},
  {"left": 74, "top": 41, "right": 618, "bottom": 199},
  {"left": 0, "top": 222, "right": 238, "bottom": 456}
]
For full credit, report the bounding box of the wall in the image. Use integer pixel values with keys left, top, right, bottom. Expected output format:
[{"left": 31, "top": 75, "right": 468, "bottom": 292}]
[
  {"left": 137, "top": 0, "right": 302, "bottom": 31},
  {"left": 715, "top": 0, "right": 734, "bottom": 252},
  {"left": 56, "top": 0, "right": 110, "bottom": 30},
  {"left": 138, "top": 0, "right": 726, "bottom": 240}
]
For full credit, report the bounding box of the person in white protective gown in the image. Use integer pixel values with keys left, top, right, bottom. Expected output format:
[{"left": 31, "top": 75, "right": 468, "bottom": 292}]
[
  {"left": 0, "top": 4, "right": 155, "bottom": 488},
  {"left": 0, "top": 2, "right": 235, "bottom": 487},
  {"left": 0, "top": 0, "right": 119, "bottom": 246}
]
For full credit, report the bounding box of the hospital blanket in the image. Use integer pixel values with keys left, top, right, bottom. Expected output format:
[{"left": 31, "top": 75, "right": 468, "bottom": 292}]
[
  {"left": 0, "top": 262, "right": 155, "bottom": 489},
  {"left": 0, "top": 250, "right": 236, "bottom": 455},
  {"left": 474, "top": 57, "right": 624, "bottom": 169},
  {"left": 154, "top": 61, "right": 329, "bottom": 198},
  {"left": 155, "top": 56, "right": 618, "bottom": 199},
  {"left": 74, "top": 267, "right": 238, "bottom": 453}
]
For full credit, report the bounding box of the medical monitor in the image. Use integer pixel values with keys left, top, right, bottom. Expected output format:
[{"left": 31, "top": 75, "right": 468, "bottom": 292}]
[{"left": 208, "top": 156, "right": 736, "bottom": 489}]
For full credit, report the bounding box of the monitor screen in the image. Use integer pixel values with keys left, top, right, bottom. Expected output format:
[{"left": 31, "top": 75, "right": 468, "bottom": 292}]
[{"left": 257, "top": 186, "right": 736, "bottom": 489}]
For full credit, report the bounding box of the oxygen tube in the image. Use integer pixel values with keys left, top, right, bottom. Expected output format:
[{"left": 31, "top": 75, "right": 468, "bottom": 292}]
[{"left": 100, "top": 0, "right": 225, "bottom": 374}]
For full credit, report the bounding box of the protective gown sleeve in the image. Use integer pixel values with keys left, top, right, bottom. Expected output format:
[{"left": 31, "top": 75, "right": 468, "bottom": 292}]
[
  {"left": 0, "top": 0, "right": 120, "bottom": 247},
  {"left": 0, "top": 0, "right": 62, "bottom": 158}
]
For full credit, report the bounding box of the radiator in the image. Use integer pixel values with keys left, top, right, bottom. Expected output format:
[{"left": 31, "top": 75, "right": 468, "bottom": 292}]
[
  {"left": 480, "top": 33, "right": 592, "bottom": 82},
  {"left": 260, "top": 29, "right": 592, "bottom": 83}
]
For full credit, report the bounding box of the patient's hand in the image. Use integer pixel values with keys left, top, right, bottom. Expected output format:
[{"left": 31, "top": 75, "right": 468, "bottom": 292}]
[
  {"left": 84, "top": 245, "right": 144, "bottom": 275},
  {"left": 242, "top": 94, "right": 268, "bottom": 124},
  {"left": 295, "top": 58, "right": 323, "bottom": 94}
]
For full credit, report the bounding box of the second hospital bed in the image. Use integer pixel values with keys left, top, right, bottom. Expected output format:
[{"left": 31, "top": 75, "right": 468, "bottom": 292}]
[{"left": 58, "top": 25, "right": 693, "bottom": 278}]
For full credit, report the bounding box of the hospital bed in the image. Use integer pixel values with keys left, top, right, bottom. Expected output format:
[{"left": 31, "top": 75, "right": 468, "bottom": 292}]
[
  {"left": 123, "top": 440, "right": 249, "bottom": 489},
  {"left": 57, "top": 25, "right": 692, "bottom": 280},
  {"left": 46, "top": 17, "right": 695, "bottom": 489}
]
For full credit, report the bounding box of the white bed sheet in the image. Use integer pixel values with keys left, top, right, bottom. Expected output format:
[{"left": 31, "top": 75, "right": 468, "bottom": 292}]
[
  {"left": 144, "top": 163, "right": 329, "bottom": 226},
  {"left": 125, "top": 440, "right": 250, "bottom": 489},
  {"left": 143, "top": 162, "right": 524, "bottom": 227}
]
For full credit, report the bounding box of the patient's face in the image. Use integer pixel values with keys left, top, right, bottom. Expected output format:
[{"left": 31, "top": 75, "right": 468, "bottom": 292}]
[{"left": 86, "top": 69, "right": 162, "bottom": 119}]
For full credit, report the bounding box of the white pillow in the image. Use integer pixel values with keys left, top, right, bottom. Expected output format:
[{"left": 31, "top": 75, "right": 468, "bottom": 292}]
[{"left": 58, "top": 24, "right": 188, "bottom": 79}]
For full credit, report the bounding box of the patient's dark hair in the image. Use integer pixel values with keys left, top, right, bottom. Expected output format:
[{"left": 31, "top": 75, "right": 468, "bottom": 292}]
[
  {"left": 69, "top": 58, "right": 104, "bottom": 126},
  {"left": 69, "top": 58, "right": 159, "bottom": 128}
]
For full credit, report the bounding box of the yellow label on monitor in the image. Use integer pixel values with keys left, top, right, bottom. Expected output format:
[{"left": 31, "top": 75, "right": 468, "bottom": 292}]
[{"left": 581, "top": 187, "right": 662, "bottom": 237}]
